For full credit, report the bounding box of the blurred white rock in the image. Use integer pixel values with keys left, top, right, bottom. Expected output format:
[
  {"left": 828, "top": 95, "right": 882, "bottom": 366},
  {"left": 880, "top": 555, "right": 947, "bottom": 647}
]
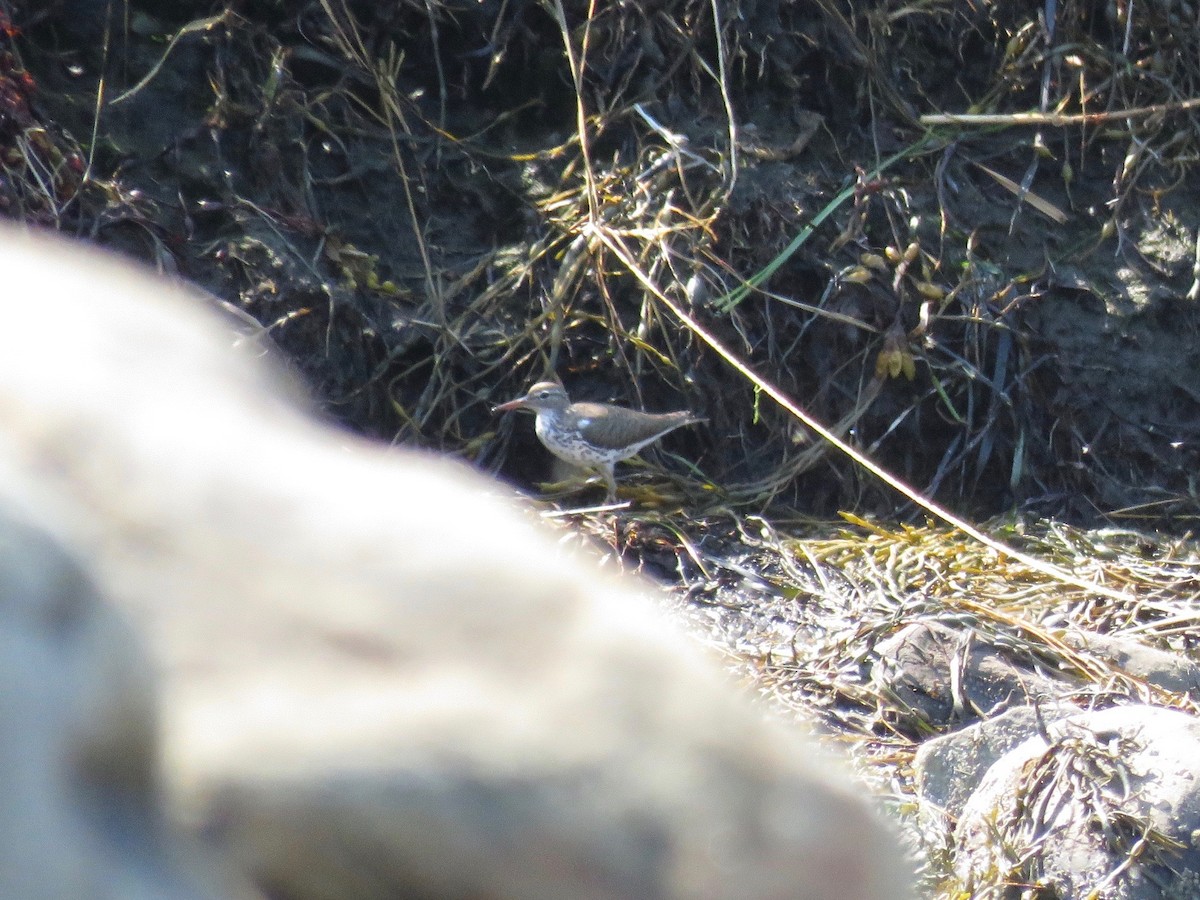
[{"left": 0, "top": 225, "right": 912, "bottom": 900}]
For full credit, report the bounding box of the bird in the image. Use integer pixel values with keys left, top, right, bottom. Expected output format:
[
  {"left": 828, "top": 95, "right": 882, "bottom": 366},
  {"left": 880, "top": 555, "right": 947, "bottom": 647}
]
[{"left": 493, "top": 380, "right": 704, "bottom": 501}]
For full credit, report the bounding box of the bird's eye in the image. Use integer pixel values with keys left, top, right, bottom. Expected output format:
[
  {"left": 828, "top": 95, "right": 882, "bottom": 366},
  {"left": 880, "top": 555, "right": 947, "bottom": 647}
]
[{"left": 537, "top": 390, "right": 551, "bottom": 399}]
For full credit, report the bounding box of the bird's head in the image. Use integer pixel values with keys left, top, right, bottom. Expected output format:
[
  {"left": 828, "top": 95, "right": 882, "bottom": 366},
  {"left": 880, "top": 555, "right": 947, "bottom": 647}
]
[{"left": 492, "top": 381, "right": 571, "bottom": 415}]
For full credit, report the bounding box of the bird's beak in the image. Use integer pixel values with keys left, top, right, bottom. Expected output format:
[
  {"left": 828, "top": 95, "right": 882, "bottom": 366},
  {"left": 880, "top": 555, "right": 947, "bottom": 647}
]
[{"left": 492, "top": 397, "right": 528, "bottom": 414}]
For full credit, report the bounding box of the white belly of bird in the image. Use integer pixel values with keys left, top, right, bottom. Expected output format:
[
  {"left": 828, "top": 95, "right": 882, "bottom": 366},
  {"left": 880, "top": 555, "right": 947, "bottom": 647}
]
[{"left": 536, "top": 414, "right": 624, "bottom": 467}]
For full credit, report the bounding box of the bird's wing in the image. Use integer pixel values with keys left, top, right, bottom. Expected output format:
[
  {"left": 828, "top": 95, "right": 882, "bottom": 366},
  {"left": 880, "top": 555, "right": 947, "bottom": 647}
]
[{"left": 569, "top": 403, "right": 694, "bottom": 451}]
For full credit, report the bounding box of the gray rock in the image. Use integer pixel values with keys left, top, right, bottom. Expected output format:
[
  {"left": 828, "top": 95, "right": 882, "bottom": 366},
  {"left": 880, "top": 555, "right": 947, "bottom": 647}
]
[
  {"left": 0, "top": 499, "right": 256, "bottom": 900},
  {"left": 0, "top": 225, "right": 914, "bottom": 899},
  {"left": 872, "top": 619, "right": 1076, "bottom": 727},
  {"left": 954, "top": 705, "right": 1200, "bottom": 899},
  {"left": 1061, "top": 629, "right": 1200, "bottom": 699},
  {"left": 914, "top": 701, "right": 1077, "bottom": 821}
]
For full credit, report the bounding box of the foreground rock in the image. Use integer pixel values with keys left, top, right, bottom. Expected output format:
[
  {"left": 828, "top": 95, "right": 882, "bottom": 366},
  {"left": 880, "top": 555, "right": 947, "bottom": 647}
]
[
  {"left": 0, "top": 225, "right": 912, "bottom": 899},
  {"left": 0, "top": 502, "right": 256, "bottom": 899}
]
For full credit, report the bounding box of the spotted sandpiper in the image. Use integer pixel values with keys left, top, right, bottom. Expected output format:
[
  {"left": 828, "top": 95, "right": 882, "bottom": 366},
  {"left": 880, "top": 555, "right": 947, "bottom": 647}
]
[{"left": 493, "top": 381, "right": 703, "bottom": 501}]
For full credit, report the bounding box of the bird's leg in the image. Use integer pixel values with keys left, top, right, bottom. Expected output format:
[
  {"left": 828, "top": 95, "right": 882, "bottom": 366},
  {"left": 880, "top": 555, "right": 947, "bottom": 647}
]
[{"left": 601, "top": 464, "right": 618, "bottom": 502}]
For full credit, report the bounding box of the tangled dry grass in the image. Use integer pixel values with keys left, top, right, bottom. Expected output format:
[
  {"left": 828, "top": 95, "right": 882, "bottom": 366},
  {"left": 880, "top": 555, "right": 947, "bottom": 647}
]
[
  {"left": 626, "top": 511, "right": 1200, "bottom": 895},
  {"left": 6, "top": 0, "right": 1200, "bottom": 518}
]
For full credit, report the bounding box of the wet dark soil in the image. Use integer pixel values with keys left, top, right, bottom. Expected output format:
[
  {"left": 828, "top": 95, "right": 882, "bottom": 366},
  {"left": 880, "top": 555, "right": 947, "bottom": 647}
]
[{"left": 6, "top": 0, "right": 1200, "bottom": 526}]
